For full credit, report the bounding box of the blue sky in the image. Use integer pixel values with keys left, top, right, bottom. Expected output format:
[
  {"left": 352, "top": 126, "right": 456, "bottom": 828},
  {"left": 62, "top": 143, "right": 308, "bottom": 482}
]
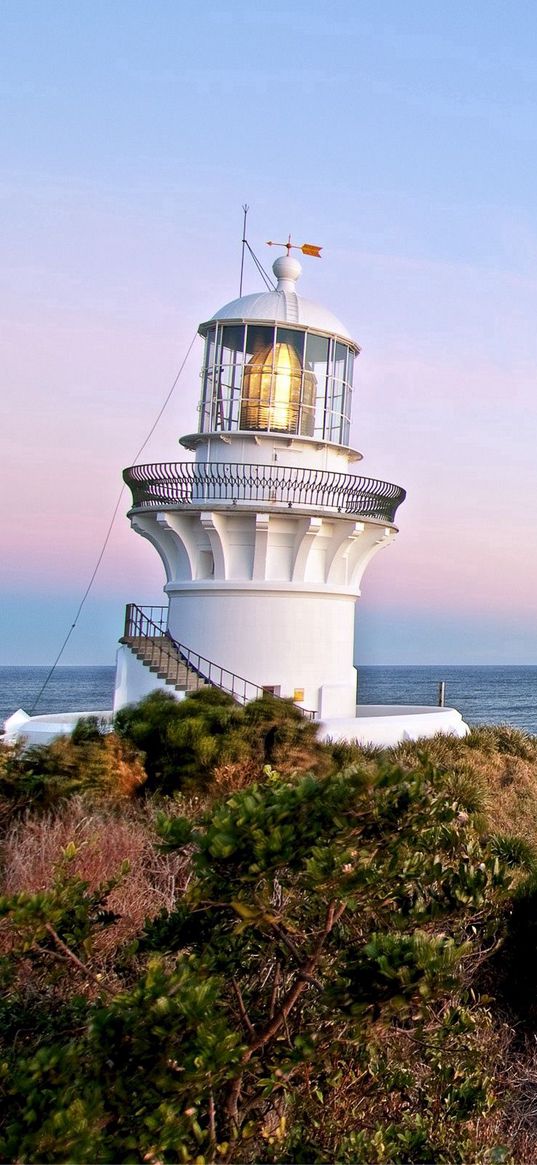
[{"left": 3, "top": 1, "right": 537, "bottom": 664}]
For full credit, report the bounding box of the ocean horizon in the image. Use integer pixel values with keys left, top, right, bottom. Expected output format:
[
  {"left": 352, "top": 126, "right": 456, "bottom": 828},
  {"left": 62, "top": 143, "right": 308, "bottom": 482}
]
[{"left": 3, "top": 664, "right": 537, "bottom": 734}]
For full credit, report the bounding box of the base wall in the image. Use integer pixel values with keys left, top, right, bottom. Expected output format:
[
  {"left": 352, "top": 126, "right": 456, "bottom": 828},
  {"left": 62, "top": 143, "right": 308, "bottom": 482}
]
[
  {"left": 318, "top": 706, "right": 469, "bottom": 745},
  {"left": 166, "top": 587, "right": 358, "bottom": 717}
]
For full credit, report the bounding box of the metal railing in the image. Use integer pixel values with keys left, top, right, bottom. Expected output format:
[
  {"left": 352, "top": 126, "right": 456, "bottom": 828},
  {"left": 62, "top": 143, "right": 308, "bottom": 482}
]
[
  {"left": 126, "top": 605, "right": 168, "bottom": 633},
  {"left": 123, "top": 461, "right": 406, "bottom": 524},
  {"left": 122, "top": 604, "right": 317, "bottom": 719}
]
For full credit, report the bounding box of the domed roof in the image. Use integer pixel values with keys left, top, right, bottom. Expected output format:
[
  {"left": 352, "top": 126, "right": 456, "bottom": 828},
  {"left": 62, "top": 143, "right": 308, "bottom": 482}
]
[{"left": 198, "top": 255, "right": 357, "bottom": 347}]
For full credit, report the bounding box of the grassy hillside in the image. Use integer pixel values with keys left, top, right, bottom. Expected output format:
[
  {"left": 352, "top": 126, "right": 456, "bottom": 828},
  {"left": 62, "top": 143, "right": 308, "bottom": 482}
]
[{"left": 2, "top": 696, "right": 537, "bottom": 1162}]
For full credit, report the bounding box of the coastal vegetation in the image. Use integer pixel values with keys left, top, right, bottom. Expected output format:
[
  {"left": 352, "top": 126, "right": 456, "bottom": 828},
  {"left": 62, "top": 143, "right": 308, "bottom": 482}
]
[{"left": 2, "top": 693, "right": 537, "bottom": 1160}]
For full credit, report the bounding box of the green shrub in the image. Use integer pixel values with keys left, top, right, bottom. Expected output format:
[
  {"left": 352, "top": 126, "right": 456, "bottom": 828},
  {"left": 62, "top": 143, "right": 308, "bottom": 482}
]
[
  {"left": 114, "top": 687, "right": 247, "bottom": 793},
  {"left": 114, "top": 689, "right": 328, "bottom": 793},
  {"left": 0, "top": 733, "right": 145, "bottom": 822},
  {"left": 0, "top": 745, "right": 533, "bottom": 1161}
]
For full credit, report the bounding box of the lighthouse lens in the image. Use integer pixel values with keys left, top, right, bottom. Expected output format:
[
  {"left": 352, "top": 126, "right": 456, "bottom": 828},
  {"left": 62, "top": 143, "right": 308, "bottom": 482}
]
[{"left": 240, "top": 326, "right": 315, "bottom": 436}]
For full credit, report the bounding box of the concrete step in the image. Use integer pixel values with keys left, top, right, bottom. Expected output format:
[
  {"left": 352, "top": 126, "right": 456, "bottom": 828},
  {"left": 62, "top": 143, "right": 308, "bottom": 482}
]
[{"left": 124, "top": 631, "right": 206, "bottom": 694}]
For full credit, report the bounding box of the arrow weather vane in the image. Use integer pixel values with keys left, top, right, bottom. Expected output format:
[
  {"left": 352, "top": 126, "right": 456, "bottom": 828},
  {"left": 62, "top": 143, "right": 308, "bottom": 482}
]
[{"left": 267, "top": 234, "right": 322, "bottom": 258}]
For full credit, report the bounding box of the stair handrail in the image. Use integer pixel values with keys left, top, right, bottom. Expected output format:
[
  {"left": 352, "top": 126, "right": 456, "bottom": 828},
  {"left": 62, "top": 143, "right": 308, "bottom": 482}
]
[{"left": 122, "top": 604, "right": 317, "bottom": 719}]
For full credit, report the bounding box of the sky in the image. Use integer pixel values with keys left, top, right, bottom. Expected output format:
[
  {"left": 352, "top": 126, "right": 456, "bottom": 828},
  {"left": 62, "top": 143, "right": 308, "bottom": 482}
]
[{"left": 3, "top": 0, "right": 537, "bottom": 665}]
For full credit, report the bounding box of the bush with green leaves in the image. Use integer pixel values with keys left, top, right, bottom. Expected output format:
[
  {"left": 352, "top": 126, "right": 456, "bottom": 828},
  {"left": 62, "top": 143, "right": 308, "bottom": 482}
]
[
  {"left": 113, "top": 687, "right": 248, "bottom": 793},
  {"left": 0, "top": 754, "right": 529, "bottom": 1162},
  {"left": 240, "top": 694, "right": 328, "bottom": 772},
  {"left": 0, "top": 730, "right": 145, "bottom": 823},
  {"left": 114, "top": 688, "right": 328, "bottom": 793}
]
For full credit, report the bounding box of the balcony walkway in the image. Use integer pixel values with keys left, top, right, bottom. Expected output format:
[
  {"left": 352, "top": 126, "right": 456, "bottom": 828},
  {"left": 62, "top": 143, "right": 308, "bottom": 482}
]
[{"left": 123, "top": 462, "right": 406, "bottom": 524}]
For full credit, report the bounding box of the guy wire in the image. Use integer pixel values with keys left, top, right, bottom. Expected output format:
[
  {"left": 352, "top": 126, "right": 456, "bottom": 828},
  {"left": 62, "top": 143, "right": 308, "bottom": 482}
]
[{"left": 29, "top": 332, "right": 198, "bottom": 714}]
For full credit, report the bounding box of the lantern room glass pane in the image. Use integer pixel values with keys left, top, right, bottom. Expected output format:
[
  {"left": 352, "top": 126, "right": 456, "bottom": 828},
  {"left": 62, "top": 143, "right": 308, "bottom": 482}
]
[
  {"left": 346, "top": 350, "right": 354, "bottom": 385},
  {"left": 334, "top": 342, "right": 347, "bottom": 381},
  {"left": 201, "top": 323, "right": 246, "bottom": 433},
  {"left": 276, "top": 327, "right": 304, "bottom": 360},
  {"left": 324, "top": 339, "right": 355, "bottom": 445},
  {"left": 244, "top": 325, "right": 275, "bottom": 362},
  {"left": 274, "top": 327, "right": 311, "bottom": 436},
  {"left": 240, "top": 325, "right": 275, "bottom": 431},
  {"left": 305, "top": 333, "right": 330, "bottom": 439},
  {"left": 200, "top": 325, "right": 217, "bottom": 431},
  {"left": 216, "top": 324, "right": 245, "bottom": 430}
]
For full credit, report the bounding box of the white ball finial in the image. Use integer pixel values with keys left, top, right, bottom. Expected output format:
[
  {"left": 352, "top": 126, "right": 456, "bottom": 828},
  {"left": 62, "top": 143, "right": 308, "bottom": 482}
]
[{"left": 273, "top": 254, "right": 302, "bottom": 291}]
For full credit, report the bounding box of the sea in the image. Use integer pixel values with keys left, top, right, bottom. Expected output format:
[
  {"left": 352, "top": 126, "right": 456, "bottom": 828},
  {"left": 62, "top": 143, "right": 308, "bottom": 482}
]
[{"left": 3, "top": 665, "right": 537, "bottom": 735}]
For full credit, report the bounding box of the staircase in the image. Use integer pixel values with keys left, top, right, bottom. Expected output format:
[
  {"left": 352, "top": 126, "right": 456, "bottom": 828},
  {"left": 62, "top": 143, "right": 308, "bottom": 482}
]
[
  {"left": 120, "top": 604, "right": 266, "bottom": 705},
  {"left": 121, "top": 633, "right": 207, "bottom": 694},
  {"left": 121, "top": 604, "right": 316, "bottom": 717}
]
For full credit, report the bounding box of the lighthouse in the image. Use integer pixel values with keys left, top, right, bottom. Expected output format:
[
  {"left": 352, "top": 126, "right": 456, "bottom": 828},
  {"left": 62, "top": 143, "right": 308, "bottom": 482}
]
[
  {"left": 114, "top": 247, "right": 406, "bottom": 722},
  {"left": 2, "top": 241, "right": 472, "bottom": 749}
]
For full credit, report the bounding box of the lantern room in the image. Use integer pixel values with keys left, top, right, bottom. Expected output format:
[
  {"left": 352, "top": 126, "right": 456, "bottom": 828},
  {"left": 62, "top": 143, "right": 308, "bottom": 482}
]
[{"left": 197, "top": 254, "right": 360, "bottom": 447}]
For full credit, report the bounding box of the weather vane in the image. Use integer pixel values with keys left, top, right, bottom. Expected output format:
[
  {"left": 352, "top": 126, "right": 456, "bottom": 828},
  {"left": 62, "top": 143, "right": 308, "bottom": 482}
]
[{"left": 267, "top": 234, "right": 322, "bottom": 258}]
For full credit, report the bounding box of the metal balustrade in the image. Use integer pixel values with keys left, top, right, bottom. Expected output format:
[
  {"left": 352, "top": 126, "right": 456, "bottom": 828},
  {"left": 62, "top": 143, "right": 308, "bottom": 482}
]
[
  {"left": 128, "top": 605, "right": 168, "bottom": 633},
  {"left": 123, "top": 461, "right": 406, "bottom": 524},
  {"left": 122, "top": 604, "right": 317, "bottom": 719}
]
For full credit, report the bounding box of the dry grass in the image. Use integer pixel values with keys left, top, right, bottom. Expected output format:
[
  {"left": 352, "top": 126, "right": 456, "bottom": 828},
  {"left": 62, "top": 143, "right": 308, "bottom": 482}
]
[
  {"left": 211, "top": 758, "right": 262, "bottom": 796},
  {"left": 500, "top": 1041, "right": 537, "bottom": 1161},
  {"left": 383, "top": 729, "right": 537, "bottom": 851},
  {"left": 472, "top": 751, "right": 537, "bottom": 847},
  {"left": 0, "top": 798, "right": 192, "bottom": 976}
]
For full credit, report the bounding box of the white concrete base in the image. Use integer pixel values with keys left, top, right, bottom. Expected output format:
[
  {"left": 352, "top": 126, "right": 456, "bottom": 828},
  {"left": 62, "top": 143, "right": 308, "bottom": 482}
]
[
  {"left": 3, "top": 702, "right": 469, "bottom": 751},
  {"left": 2, "top": 709, "right": 114, "bottom": 747},
  {"left": 318, "top": 705, "right": 469, "bottom": 747}
]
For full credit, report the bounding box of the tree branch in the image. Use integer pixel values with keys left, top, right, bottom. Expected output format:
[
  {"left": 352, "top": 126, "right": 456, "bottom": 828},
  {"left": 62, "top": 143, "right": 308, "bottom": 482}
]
[
  {"left": 208, "top": 1086, "right": 217, "bottom": 1156},
  {"left": 269, "top": 959, "right": 281, "bottom": 1020},
  {"left": 43, "top": 923, "right": 110, "bottom": 996},
  {"left": 271, "top": 921, "right": 323, "bottom": 988},
  {"left": 231, "top": 976, "right": 256, "bottom": 1037},
  {"left": 244, "top": 899, "right": 345, "bottom": 1060},
  {"left": 225, "top": 899, "right": 346, "bottom": 1136}
]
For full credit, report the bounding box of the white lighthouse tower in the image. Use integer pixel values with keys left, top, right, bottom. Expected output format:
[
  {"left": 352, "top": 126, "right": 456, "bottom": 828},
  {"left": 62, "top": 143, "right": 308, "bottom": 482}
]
[
  {"left": 1, "top": 240, "right": 473, "bottom": 749},
  {"left": 114, "top": 246, "right": 406, "bottom": 723}
]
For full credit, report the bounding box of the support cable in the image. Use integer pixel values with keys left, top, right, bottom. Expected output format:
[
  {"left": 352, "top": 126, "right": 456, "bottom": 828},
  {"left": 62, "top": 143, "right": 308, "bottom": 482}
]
[
  {"left": 245, "top": 241, "right": 276, "bottom": 290},
  {"left": 29, "top": 332, "right": 198, "bottom": 714},
  {"left": 31, "top": 216, "right": 276, "bottom": 715}
]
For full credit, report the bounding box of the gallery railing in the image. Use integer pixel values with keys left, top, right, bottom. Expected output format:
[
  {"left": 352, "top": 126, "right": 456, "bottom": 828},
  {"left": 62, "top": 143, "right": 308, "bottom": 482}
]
[{"left": 123, "top": 462, "right": 406, "bottom": 523}]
